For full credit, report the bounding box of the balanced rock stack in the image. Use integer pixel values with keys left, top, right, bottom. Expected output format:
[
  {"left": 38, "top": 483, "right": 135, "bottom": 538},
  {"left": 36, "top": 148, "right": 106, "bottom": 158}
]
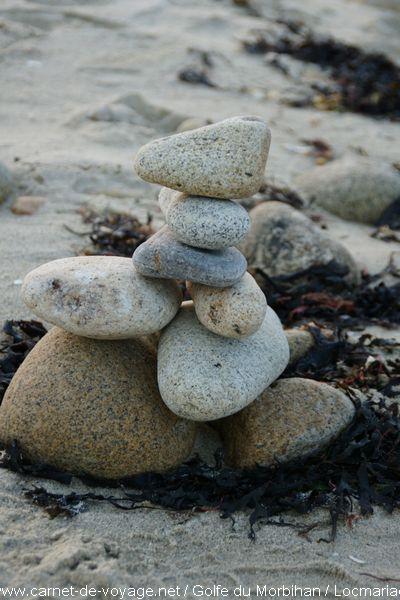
[
  {"left": 132, "top": 116, "right": 289, "bottom": 421},
  {"left": 0, "top": 116, "right": 290, "bottom": 480}
]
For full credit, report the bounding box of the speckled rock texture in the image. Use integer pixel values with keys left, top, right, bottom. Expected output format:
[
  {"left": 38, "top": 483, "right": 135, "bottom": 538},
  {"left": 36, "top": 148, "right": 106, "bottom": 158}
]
[
  {"left": 0, "top": 162, "right": 14, "bottom": 203},
  {"left": 158, "top": 302, "right": 289, "bottom": 421},
  {"left": 285, "top": 328, "right": 315, "bottom": 364},
  {"left": 220, "top": 378, "right": 355, "bottom": 468},
  {"left": 159, "top": 187, "right": 250, "bottom": 250},
  {"left": 133, "top": 225, "right": 247, "bottom": 287},
  {"left": 241, "top": 201, "right": 359, "bottom": 283},
  {"left": 295, "top": 157, "right": 400, "bottom": 224},
  {"left": 0, "top": 327, "right": 196, "bottom": 479},
  {"left": 133, "top": 116, "right": 271, "bottom": 199},
  {"left": 188, "top": 273, "right": 267, "bottom": 339},
  {"left": 22, "top": 256, "right": 182, "bottom": 339}
]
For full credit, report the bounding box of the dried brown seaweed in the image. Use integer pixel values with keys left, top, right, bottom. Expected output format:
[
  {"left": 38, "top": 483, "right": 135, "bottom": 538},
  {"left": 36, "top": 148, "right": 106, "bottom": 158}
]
[
  {"left": 243, "top": 22, "right": 400, "bottom": 119},
  {"left": 78, "top": 207, "right": 154, "bottom": 257}
]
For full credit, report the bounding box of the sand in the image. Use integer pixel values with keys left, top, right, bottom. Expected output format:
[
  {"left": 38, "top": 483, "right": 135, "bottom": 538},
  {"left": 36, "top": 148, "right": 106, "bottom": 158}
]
[{"left": 1, "top": 0, "right": 400, "bottom": 593}]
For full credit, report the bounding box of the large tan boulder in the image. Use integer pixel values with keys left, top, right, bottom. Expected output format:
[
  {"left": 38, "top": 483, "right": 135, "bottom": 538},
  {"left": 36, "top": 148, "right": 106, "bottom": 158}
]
[
  {"left": 0, "top": 327, "right": 196, "bottom": 479},
  {"left": 220, "top": 378, "right": 355, "bottom": 468}
]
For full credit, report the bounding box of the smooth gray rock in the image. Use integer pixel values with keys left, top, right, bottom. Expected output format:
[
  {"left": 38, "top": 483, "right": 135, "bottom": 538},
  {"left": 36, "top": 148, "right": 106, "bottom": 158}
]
[
  {"left": 295, "top": 157, "right": 400, "bottom": 224},
  {"left": 241, "top": 201, "right": 359, "bottom": 284},
  {"left": 159, "top": 187, "right": 250, "bottom": 250},
  {"left": 157, "top": 302, "right": 289, "bottom": 421},
  {"left": 133, "top": 116, "right": 271, "bottom": 199},
  {"left": 22, "top": 256, "right": 182, "bottom": 339},
  {"left": 220, "top": 378, "right": 355, "bottom": 467},
  {"left": 133, "top": 225, "right": 247, "bottom": 287},
  {"left": 187, "top": 273, "right": 267, "bottom": 339}
]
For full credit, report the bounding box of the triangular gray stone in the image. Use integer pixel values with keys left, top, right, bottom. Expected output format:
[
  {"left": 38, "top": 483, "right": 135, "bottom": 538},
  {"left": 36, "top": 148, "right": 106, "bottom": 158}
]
[{"left": 133, "top": 116, "right": 271, "bottom": 199}]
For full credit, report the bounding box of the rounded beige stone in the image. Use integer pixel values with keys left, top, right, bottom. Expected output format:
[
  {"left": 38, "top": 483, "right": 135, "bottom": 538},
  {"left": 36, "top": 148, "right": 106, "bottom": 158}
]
[
  {"left": 285, "top": 328, "right": 315, "bottom": 364},
  {"left": 220, "top": 378, "right": 355, "bottom": 468},
  {"left": 133, "top": 116, "right": 271, "bottom": 199},
  {"left": 0, "top": 327, "right": 197, "bottom": 479},
  {"left": 187, "top": 273, "right": 267, "bottom": 339},
  {"left": 22, "top": 256, "right": 182, "bottom": 339}
]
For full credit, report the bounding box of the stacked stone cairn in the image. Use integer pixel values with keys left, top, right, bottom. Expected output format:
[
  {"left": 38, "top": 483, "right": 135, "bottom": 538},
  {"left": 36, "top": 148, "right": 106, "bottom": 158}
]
[{"left": 0, "top": 116, "right": 291, "bottom": 481}]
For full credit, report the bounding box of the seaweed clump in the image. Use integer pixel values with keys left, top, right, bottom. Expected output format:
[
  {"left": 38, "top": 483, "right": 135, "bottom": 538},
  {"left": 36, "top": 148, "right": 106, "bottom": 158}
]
[
  {"left": 2, "top": 397, "right": 400, "bottom": 541},
  {"left": 243, "top": 22, "right": 400, "bottom": 119},
  {"left": 0, "top": 320, "right": 47, "bottom": 403},
  {"left": 78, "top": 207, "right": 154, "bottom": 257}
]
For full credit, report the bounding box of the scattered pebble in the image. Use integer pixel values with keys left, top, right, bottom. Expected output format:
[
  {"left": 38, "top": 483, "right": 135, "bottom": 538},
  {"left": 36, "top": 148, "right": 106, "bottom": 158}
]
[
  {"left": 295, "top": 157, "right": 400, "bottom": 224},
  {"left": 241, "top": 201, "right": 359, "bottom": 283},
  {"left": 11, "top": 196, "right": 46, "bottom": 215}
]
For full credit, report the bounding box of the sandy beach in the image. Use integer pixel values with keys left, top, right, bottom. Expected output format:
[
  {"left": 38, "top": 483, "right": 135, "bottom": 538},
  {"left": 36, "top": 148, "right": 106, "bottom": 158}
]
[{"left": 1, "top": 0, "right": 400, "bottom": 594}]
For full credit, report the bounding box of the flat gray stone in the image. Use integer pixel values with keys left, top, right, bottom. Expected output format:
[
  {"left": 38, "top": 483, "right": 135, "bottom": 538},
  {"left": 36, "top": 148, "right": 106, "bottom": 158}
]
[
  {"left": 295, "top": 157, "right": 400, "bottom": 224},
  {"left": 158, "top": 302, "right": 289, "bottom": 421},
  {"left": 159, "top": 187, "right": 250, "bottom": 249},
  {"left": 22, "top": 256, "right": 182, "bottom": 339},
  {"left": 134, "top": 116, "right": 271, "bottom": 199},
  {"left": 133, "top": 225, "right": 247, "bottom": 287}
]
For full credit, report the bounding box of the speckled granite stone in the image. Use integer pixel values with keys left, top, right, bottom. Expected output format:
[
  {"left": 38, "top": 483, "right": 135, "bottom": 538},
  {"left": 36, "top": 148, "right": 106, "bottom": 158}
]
[
  {"left": 133, "top": 116, "right": 271, "bottom": 199},
  {"left": 133, "top": 225, "right": 247, "bottom": 287},
  {"left": 22, "top": 256, "right": 182, "bottom": 339},
  {"left": 295, "top": 157, "right": 400, "bottom": 224},
  {"left": 187, "top": 273, "right": 267, "bottom": 339},
  {"left": 158, "top": 187, "right": 250, "bottom": 250},
  {"left": 220, "top": 378, "right": 355, "bottom": 467},
  {"left": 0, "top": 327, "right": 196, "bottom": 479},
  {"left": 157, "top": 302, "right": 289, "bottom": 421}
]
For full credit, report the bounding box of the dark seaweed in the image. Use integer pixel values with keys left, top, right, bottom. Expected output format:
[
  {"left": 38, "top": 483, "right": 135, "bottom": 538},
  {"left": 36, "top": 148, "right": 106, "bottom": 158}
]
[
  {"left": 2, "top": 397, "right": 400, "bottom": 541},
  {"left": 256, "top": 183, "right": 304, "bottom": 209},
  {"left": 79, "top": 208, "right": 154, "bottom": 257},
  {"left": 257, "top": 261, "right": 400, "bottom": 328},
  {"left": 243, "top": 22, "right": 400, "bottom": 118},
  {"left": 0, "top": 320, "right": 47, "bottom": 403}
]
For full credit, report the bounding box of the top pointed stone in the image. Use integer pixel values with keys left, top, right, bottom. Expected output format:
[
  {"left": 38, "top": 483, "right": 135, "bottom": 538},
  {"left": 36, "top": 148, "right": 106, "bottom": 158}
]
[{"left": 133, "top": 116, "right": 271, "bottom": 199}]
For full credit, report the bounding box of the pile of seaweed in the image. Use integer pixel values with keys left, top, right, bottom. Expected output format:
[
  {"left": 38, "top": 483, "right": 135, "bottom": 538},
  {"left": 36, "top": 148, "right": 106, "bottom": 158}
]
[
  {"left": 256, "top": 260, "right": 400, "bottom": 329},
  {"left": 0, "top": 321, "right": 47, "bottom": 402},
  {"left": 78, "top": 207, "right": 154, "bottom": 257},
  {"left": 1, "top": 397, "right": 400, "bottom": 542},
  {"left": 243, "top": 21, "right": 400, "bottom": 119}
]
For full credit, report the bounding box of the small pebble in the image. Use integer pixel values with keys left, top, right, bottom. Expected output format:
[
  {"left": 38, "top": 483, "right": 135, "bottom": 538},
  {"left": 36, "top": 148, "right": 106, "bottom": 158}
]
[
  {"left": 11, "top": 196, "right": 46, "bottom": 215},
  {"left": 188, "top": 272, "right": 267, "bottom": 339},
  {"left": 159, "top": 187, "right": 250, "bottom": 249}
]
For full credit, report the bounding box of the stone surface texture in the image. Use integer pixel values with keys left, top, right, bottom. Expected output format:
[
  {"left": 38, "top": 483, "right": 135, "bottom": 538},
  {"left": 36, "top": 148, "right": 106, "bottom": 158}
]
[
  {"left": 22, "top": 256, "right": 182, "bottom": 339},
  {"left": 285, "top": 328, "right": 315, "bottom": 364},
  {"left": 133, "top": 116, "right": 271, "bottom": 199},
  {"left": 159, "top": 187, "right": 250, "bottom": 250},
  {"left": 188, "top": 273, "right": 267, "bottom": 339},
  {"left": 295, "top": 157, "right": 400, "bottom": 224},
  {"left": 0, "top": 327, "right": 197, "bottom": 479},
  {"left": 157, "top": 302, "right": 289, "bottom": 421},
  {"left": 133, "top": 225, "right": 247, "bottom": 287},
  {"left": 220, "top": 378, "right": 355, "bottom": 468},
  {"left": 241, "top": 201, "right": 359, "bottom": 283}
]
